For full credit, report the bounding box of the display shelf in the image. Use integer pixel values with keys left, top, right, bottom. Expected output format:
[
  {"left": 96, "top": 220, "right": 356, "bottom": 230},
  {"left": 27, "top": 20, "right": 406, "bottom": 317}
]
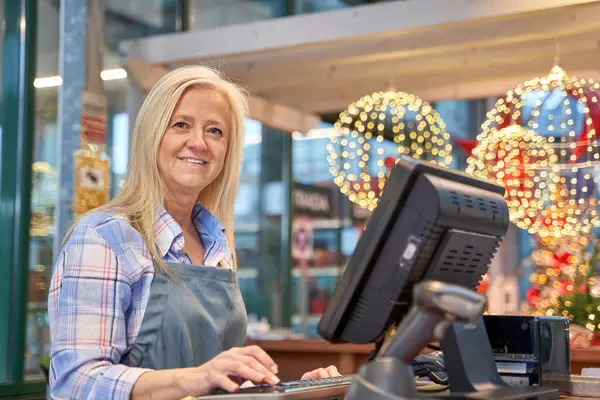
[
  {"left": 291, "top": 266, "right": 341, "bottom": 277},
  {"left": 237, "top": 267, "right": 259, "bottom": 279}
]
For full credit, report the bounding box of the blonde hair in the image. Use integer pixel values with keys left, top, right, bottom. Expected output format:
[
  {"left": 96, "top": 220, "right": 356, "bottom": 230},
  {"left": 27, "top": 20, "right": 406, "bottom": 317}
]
[{"left": 68, "top": 66, "right": 248, "bottom": 272}]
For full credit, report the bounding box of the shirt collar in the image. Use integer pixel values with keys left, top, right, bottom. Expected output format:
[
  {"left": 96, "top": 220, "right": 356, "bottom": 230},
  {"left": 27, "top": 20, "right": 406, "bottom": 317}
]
[{"left": 153, "top": 201, "right": 226, "bottom": 258}]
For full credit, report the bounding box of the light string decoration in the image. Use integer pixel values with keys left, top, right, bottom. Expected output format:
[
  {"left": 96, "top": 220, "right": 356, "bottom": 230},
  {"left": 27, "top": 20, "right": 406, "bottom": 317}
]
[
  {"left": 466, "top": 65, "right": 600, "bottom": 238},
  {"left": 467, "top": 125, "right": 558, "bottom": 233},
  {"left": 525, "top": 235, "right": 600, "bottom": 336},
  {"left": 326, "top": 91, "right": 453, "bottom": 211}
]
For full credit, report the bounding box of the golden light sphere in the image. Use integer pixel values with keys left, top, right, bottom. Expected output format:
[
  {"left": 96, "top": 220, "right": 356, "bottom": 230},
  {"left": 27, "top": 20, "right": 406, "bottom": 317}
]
[
  {"left": 477, "top": 65, "right": 600, "bottom": 237},
  {"left": 531, "top": 178, "right": 598, "bottom": 238},
  {"left": 327, "top": 91, "right": 453, "bottom": 211},
  {"left": 466, "top": 125, "right": 558, "bottom": 232}
]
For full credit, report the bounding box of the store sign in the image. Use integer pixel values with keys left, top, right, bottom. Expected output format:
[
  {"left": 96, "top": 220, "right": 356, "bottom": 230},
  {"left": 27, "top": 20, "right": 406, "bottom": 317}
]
[
  {"left": 292, "top": 183, "right": 332, "bottom": 218},
  {"left": 292, "top": 217, "right": 314, "bottom": 261}
]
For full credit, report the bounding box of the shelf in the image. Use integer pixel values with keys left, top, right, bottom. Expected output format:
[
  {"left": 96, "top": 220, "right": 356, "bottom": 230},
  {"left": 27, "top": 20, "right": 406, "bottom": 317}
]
[
  {"left": 234, "top": 219, "right": 354, "bottom": 233},
  {"left": 29, "top": 234, "right": 54, "bottom": 239},
  {"left": 28, "top": 302, "right": 48, "bottom": 311},
  {"left": 237, "top": 267, "right": 258, "bottom": 279},
  {"left": 239, "top": 266, "right": 342, "bottom": 279},
  {"left": 291, "top": 266, "right": 341, "bottom": 277},
  {"left": 234, "top": 223, "right": 260, "bottom": 233},
  {"left": 312, "top": 219, "right": 352, "bottom": 230},
  {"left": 291, "top": 314, "right": 322, "bottom": 325}
]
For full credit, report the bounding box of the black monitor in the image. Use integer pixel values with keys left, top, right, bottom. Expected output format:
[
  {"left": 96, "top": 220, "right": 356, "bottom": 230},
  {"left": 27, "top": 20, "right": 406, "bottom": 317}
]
[{"left": 317, "top": 155, "right": 510, "bottom": 345}]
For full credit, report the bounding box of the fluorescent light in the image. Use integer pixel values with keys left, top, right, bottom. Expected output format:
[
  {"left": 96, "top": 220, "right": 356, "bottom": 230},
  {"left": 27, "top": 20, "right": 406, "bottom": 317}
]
[
  {"left": 34, "top": 76, "right": 63, "bottom": 88},
  {"left": 101, "top": 68, "right": 127, "bottom": 81},
  {"left": 33, "top": 68, "right": 128, "bottom": 88}
]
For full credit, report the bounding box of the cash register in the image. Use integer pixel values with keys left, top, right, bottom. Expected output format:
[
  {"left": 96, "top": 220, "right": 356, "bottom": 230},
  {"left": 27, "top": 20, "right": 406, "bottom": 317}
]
[{"left": 201, "top": 156, "right": 560, "bottom": 399}]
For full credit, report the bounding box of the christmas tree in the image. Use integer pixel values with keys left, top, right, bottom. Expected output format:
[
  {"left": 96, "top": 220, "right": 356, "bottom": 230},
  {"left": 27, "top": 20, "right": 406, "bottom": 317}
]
[{"left": 524, "top": 234, "right": 600, "bottom": 334}]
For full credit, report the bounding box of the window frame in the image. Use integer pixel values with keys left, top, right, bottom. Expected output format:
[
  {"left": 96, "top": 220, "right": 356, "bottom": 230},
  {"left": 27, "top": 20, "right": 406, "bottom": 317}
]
[{"left": 0, "top": 0, "right": 38, "bottom": 393}]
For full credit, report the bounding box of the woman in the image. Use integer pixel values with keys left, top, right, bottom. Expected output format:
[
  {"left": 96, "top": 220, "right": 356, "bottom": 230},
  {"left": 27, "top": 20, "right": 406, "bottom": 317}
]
[{"left": 48, "top": 66, "right": 340, "bottom": 400}]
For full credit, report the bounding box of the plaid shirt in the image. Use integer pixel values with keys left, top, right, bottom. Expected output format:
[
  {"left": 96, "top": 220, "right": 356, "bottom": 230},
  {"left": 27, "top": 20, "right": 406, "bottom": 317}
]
[{"left": 48, "top": 202, "right": 233, "bottom": 400}]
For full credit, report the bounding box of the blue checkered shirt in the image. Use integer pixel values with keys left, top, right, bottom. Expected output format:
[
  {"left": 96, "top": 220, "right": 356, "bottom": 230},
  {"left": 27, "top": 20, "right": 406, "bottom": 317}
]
[{"left": 48, "top": 202, "right": 233, "bottom": 399}]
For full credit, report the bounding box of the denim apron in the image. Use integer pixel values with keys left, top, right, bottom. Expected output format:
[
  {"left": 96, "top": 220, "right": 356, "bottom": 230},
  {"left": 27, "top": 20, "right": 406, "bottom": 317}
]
[{"left": 122, "top": 261, "right": 248, "bottom": 369}]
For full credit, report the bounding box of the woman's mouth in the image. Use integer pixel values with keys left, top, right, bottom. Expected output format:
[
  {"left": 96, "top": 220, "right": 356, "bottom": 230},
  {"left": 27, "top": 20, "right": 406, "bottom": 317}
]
[{"left": 178, "top": 157, "right": 207, "bottom": 166}]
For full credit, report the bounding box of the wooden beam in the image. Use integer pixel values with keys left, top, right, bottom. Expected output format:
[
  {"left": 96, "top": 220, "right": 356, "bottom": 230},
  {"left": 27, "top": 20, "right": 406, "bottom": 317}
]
[
  {"left": 124, "top": 57, "right": 321, "bottom": 133},
  {"left": 259, "top": 49, "right": 600, "bottom": 107},
  {"left": 122, "top": 0, "right": 600, "bottom": 66},
  {"left": 238, "top": 35, "right": 600, "bottom": 92},
  {"left": 330, "top": 72, "right": 600, "bottom": 111},
  {"left": 416, "top": 70, "right": 600, "bottom": 102},
  {"left": 275, "top": 54, "right": 600, "bottom": 113},
  {"left": 218, "top": 1, "right": 600, "bottom": 74},
  {"left": 293, "top": 69, "right": 600, "bottom": 114},
  {"left": 125, "top": 56, "right": 167, "bottom": 91},
  {"left": 246, "top": 95, "right": 321, "bottom": 134}
]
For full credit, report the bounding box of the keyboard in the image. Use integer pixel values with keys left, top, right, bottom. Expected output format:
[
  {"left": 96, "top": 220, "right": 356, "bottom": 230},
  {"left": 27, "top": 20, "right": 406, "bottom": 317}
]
[{"left": 199, "top": 375, "right": 354, "bottom": 399}]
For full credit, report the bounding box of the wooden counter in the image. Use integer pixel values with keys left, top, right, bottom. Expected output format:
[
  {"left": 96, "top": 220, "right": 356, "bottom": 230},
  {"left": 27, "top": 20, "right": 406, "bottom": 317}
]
[
  {"left": 247, "top": 338, "right": 373, "bottom": 381},
  {"left": 571, "top": 347, "right": 600, "bottom": 374},
  {"left": 247, "top": 338, "right": 600, "bottom": 382}
]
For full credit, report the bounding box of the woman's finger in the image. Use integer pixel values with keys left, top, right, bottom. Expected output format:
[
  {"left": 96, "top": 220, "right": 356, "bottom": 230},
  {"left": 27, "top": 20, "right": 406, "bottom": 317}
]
[
  {"left": 238, "top": 345, "right": 279, "bottom": 374},
  {"left": 301, "top": 371, "right": 312, "bottom": 380},
  {"left": 316, "top": 368, "right": 329, "bottom": 378},
  {"left": 239, "top": 355, "right": 280, "bottom": 385},
  {"left": 302, "top": 368, "right": 328, "bottom": 380},
  {"left": 208, "top": 370, "right": 239, "bottom": 393},
  {"left": 230, "top": 362, "right": 278, "bottom": 385},
  {"left": 326, "top": 365, "right": 341, "bottom": 377}
]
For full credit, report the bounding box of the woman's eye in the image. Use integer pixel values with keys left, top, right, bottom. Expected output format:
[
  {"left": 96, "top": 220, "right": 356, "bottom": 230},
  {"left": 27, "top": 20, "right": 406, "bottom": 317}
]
[
  {"left": 173, "top": 121, "right": 189, "bottom": 129},
  {"left": 208, "top": 127, "right": 223, "bottom": 136}
]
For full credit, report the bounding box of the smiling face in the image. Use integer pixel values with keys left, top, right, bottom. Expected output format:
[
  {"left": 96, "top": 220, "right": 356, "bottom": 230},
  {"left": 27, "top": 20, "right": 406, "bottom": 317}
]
[{"left": 158, "top": 86, "right": 231, "bottom": 201}]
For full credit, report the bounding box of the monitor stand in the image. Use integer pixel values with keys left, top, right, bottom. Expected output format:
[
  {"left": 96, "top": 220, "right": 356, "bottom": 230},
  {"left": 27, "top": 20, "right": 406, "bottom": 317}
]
[{"left": 345, "top": 317, "right": 559, "bottom": 399}]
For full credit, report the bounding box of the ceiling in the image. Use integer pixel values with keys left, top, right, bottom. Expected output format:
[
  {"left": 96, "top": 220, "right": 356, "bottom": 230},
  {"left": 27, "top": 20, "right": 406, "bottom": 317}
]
[
  {"left": 36, "top": 0, "right": 179, "bottom": 77},
  {"left": 124, "top": 0, "right": 600, "bottom": 116}
]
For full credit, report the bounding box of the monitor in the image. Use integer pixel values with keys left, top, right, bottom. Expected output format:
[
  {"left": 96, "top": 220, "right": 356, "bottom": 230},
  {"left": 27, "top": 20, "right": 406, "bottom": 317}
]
[{"left": 317, "top": 155, "right": 510, "bottom": 345}]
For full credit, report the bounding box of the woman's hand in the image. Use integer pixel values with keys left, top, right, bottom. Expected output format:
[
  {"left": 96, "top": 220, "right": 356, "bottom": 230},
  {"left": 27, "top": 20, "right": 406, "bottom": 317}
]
[
  {"left": 131, "top": 345, "right": 281, "bottom": 399},
  {"left": 185, "top": 345, "right": 280, "bottom": 394},
  {"left": 300, "top": 365, "right": 341, "bottom": 380},
  {"left": 133, "top": 345, "right": 279, "bottom": 399}
]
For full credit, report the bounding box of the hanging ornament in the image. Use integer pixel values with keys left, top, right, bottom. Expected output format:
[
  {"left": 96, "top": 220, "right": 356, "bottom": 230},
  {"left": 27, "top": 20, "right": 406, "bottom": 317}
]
[
  {"left": 327, "top": 91, "right": 453, "bottom": 211},
  {"left": 466, "top": 125, "right": 558, "bottom": 232},
  {"left": 473, "top": 65, "right": 600, "bottom": 237}
]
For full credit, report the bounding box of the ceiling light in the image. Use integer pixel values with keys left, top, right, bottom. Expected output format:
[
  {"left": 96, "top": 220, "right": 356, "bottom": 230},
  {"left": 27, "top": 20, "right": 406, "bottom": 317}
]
[
  {"left": 101, "top": 68, "right": 127, "bottom": 81},
  {"left": 33, "top": 68, "right": 128, "bottom": 88},
  {"left": 33, "top": 76, "right": 63, "bottom": 88}
]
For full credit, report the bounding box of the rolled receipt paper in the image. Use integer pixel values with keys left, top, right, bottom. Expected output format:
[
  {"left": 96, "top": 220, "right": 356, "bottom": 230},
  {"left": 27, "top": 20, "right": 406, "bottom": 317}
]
[{"left": 582, "top": 368, "right": 600, "bottom": 378}]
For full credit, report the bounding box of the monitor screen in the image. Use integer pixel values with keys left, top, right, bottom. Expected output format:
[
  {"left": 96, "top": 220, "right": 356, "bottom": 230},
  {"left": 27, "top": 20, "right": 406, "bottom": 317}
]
[{"left": 317, "top": 156, "right": 510, "bottom": 345}]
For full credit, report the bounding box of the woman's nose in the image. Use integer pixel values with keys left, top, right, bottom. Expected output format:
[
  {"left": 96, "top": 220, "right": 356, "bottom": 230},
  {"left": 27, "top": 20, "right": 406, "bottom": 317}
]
[{"left": 187, "top": 131, "right": 208, "bottom": 150}]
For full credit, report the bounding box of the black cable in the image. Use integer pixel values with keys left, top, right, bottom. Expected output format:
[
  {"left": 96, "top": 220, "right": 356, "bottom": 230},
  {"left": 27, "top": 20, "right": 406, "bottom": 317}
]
[{"left": 368, "top": 337, "right": 386, "bottom": 361}]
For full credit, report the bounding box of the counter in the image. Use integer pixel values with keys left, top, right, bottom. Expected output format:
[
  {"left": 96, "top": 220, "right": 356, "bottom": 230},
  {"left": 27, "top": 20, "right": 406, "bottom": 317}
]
[{"left": 247, "top": 339, "right": 600, "bottom": 382}]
